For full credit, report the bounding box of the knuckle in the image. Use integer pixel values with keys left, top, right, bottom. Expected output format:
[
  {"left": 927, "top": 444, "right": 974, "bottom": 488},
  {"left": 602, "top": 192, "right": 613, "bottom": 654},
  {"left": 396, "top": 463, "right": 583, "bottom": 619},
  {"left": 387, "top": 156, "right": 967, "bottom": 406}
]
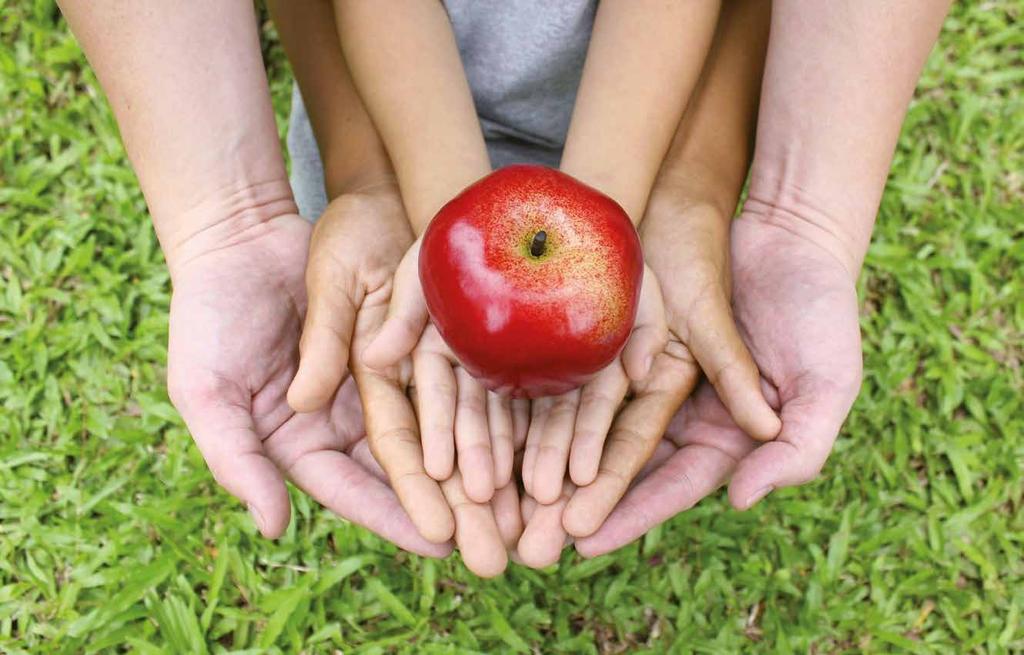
[
  {"left": 580, "top": 387, "right": 620, "bottom": 411},
  {"left": 537, "top": 443, "right": 568, "bottom": 462},
  {"left": 373, "top": 426, "right": 420, "bottom": 452},
  {"left": 706, "top": 357, "right": 743, "bottom": 388},
  {"left": 795, "top": 460, "right": 825, "bottom": 486},
  {"left": 168, "top": 371, "right": 230, "bottom": 412},
  {"left": 596, "top": 464, "right": 630, "bottom": 488},
  {"left": 572, "top": 428, "right": 604, "bottom": 448},
  {"left": 548, "top": 398, "right": 579, "bottom": 420},
  {"left": 456, "top": 399, "right": 488, "bottom": 423}
]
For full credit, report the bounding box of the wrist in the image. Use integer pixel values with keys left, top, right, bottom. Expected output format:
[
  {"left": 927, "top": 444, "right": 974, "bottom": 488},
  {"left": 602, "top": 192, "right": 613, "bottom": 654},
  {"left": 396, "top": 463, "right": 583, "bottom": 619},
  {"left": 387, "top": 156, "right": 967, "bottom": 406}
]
[
  {"left": 401, "top": 158, "right": 491, "bottom": 236},
  {"left": 649, "top": 162, "right": 744, "bottom": 223},
  {"left": 743, "top": 170, "right": 870, "bottom": 281},
  {"left": 326, "top": 165, "right": 399, "bottom": 201},
  {"left": 159, "top": 178, "right": 298, "bottom": 279},
  {"left": 558, "top": 158, "right": 649, "bottom": 225},
  {"left": 322, "top": 142, "right": 399, "bottom": 200}
]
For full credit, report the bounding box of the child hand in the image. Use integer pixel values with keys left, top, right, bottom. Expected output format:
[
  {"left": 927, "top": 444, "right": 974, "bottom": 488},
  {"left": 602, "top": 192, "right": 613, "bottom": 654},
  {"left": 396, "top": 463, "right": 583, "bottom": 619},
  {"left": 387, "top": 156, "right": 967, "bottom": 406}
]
[
  {"left": 289, "top": 185, "right": 457, "bottom": 544},
  {"left": 362, "top": 239, "right": 531, "bottom": 504},
  {"left": 561, "top": 183, "right": 781, "bottom": 538},
  {"left": 519, "top": 265, "right": 669, "bottom": 505}
]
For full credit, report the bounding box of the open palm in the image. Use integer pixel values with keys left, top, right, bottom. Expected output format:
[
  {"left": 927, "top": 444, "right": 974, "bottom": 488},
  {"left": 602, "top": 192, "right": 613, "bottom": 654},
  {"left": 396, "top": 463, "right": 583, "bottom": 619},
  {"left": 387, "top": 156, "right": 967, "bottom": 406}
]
[
  {"left": 166, "top": 214, "right": 447, "bottom": 557},
  {"left": 577, "top": 216, "right": 864, "bottom": 556}
]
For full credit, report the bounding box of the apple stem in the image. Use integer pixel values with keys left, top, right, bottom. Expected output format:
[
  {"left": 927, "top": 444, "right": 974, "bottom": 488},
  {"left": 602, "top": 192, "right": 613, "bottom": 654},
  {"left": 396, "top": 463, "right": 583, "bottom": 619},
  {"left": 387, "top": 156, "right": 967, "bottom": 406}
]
[{"left": 530, "top": 230, "right": 547, "bottom": 257}]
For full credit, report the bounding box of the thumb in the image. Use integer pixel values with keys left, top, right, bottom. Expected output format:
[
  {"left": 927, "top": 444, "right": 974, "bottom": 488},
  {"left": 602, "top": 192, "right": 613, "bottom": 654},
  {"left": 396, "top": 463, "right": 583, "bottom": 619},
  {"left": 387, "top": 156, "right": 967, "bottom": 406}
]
[
  {"left": 173, "top": 381, "right": 291, "bottom": 537},
  {"left": 288, "top": 267, "right": 359, "bottom": 412},
  {"left": 362, "top": 241, "right": 429, "bottom": 369},
  {"left": 678, "top": 282, "right": 781, "bottom": 441},
  {"left": 728, "top": 381, "right": 857, "bottom": 510},
  {"left": 621, "top": 266, "right": 669, "bottom": 381}
]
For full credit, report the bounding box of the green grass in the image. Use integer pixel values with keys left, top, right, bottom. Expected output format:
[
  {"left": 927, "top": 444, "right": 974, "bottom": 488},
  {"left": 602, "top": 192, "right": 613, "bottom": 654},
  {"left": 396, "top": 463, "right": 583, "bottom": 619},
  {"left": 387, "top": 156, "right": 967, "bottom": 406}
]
[{"left": 1, "top": 1, "right": 1022, "bottom": 653}]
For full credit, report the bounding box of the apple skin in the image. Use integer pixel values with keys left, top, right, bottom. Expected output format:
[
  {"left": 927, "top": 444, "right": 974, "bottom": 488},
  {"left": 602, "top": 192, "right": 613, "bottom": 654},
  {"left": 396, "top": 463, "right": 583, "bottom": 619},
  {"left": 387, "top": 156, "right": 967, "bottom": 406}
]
[{"left": 419, "top": 164, "right": 643, "bottom": 398}]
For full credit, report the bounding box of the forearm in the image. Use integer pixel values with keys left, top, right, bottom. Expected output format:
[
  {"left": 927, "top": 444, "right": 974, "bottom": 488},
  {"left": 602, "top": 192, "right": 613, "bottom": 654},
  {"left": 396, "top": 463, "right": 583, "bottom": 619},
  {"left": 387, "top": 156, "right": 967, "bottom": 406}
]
[
  {"left": 58, "top": 1, "right": 294, "bottom": 275},
  {"left": 655, "top": 0, "right": 771, "bottom": 217},
  {"left": 269, "top": 0, "right": 393, "bottom": 199},
  {"left": 333, "top": 1, "right": 490, "bottom": 233},
  {"left": 560, "top": 0, "right": 720, "bottom": 222},
  {"left": 747, "top": 0, "right": 951, "bottom": 276}
]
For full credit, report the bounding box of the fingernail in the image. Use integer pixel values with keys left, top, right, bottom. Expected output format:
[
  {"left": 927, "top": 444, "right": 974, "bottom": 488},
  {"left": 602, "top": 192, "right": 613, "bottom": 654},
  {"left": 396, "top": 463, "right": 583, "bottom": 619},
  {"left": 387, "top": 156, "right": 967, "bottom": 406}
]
[
  {"left": 744, "top": 485, "right": 774, "bottom": 509},
  {"left": 247, "top": 503, "right": 266, "bottom": 534}
]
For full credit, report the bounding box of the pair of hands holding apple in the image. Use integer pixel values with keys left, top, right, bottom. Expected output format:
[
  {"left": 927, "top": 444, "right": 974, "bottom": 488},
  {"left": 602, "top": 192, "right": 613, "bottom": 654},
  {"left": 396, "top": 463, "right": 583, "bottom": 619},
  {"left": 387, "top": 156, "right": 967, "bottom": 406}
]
[{"left": 182, "top": 160, "right": 856, "bottom": 576}]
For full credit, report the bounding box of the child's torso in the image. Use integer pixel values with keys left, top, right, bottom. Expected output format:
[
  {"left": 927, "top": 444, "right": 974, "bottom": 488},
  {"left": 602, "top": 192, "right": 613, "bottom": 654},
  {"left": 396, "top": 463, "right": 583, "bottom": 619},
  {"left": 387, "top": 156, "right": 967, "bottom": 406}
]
[{"left": 444, "top": 0, "right": 597, "bottom": 166}]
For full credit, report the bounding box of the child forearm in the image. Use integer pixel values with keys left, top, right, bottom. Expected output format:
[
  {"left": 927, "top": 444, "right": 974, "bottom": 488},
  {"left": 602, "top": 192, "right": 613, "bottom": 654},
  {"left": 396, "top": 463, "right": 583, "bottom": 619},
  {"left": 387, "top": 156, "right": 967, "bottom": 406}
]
[
  {"left": 560, "top": 0, "right": 721, "bottom": 222},
  {"left": 332, "top": 0, "right": 490, "bottom": 233},
  {"left": 269, "top": 0, "right": 393, "bottom": 199},
  {"left": 655, "top": 0, "right": 772, "bottom": 215}
]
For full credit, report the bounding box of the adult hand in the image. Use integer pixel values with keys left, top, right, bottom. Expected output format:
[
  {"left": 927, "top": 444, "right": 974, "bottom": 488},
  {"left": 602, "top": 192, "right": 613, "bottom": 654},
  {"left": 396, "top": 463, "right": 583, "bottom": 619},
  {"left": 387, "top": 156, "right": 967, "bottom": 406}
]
[
  {"left": 290, "top": 186, "right": 523, "bottom": 574},
  {"left": 574, "top": 212, "right": 864, "bottom": 557},
  {"left": 166, "top": 211, "right": 448, "bottom": 557},
  {"left": 281, "top": 187, "right": 457, "bottom": 544}
]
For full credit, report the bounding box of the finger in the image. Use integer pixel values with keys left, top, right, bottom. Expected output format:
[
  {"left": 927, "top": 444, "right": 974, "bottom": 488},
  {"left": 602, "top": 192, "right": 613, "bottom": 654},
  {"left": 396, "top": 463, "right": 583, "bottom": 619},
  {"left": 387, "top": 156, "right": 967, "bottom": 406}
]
[
  {"left": 563, "top": 357, "right": 690, "bottom": 538},
  {"left": 442, "top": 471, "right": 508, "bottom": 578},
  {"left": 569, "top": 361, "right": 629, "bottom": 487},
  {"left": 176, "top": 390, "right": 290, "bottom": 538},
  {"left": 636, "top": 438, "right": 677, "bottom": 482},
  {"left": 511, "top": 398, "right": 531, "bottom": 450},
  {"left": 575, "top": 443, "right": 735, "bottom": 558},
  {"left": 683, "top": 285, "right": 781, "bottom": 441},
  {"left": 454, "top": 368, "right": 495, "bottom": 503},
  {"left": 520, "top": 494, "right": 538, "bottom": 524},
  {"left": 362, "top": 242, "right": 428, "bottom": 370},
  {"left": 621, "top": 267, "right": 669, "bottom": 382},
  {"left": 287, "top": 447, "right": 452, "bottom": 558},
  {"left": 357, "top": 369, "right": 455, "bottom": 543},
  {"left": 521, "top": 400, "right": 549, "bottom": 496},
  {"left": 517, "top": 481, "right": 574, "bottom": 569},
  {"left": 488, "top": 392, "right": 515, "bottom": 489},
  {"left": 349, "top": 438, "right": 387, "bottom": 482},
  {"left": 288, "top": 270, "right": 359, "bottom": 413},
  {"left": 491, "top": 481, "right": 524, "bottom": 550},
  {"left": 413, "top": 348, "right": 457, "bottom": 480},
  {"left": 728, "top": 385, "right": 856, "bottom": 510},
  {"left": 529, "top": 389, "right": 582, "bottom": 505}
]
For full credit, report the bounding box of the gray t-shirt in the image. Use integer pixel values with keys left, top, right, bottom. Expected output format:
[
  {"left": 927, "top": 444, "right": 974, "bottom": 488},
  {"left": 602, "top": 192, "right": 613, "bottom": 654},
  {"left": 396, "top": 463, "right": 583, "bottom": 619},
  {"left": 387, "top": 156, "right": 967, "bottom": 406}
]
[{"left": 288, "top": 0, "right": 596, "bottom": 219}]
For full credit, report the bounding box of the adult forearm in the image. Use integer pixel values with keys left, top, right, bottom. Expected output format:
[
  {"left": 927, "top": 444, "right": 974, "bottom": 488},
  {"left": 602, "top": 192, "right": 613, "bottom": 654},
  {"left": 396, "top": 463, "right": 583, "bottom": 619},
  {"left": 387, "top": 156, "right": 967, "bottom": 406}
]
[
  {"left": 561, "top": 0, "right": 720, "bottom": 222},
  {"left": 59, "top": 1, "right": 295, "bottom": 275},
  {"left": 333, "top": 1, "right": 490, "bottom": 233},
  {"left": 655, "top": 0, "right": 771, "bottom": 216},
  {"left": 269, "top": 0, "right": 393, "bottom": 199},
  {"left": 747, "top": 0, "right": 951, "bottom": 276}
]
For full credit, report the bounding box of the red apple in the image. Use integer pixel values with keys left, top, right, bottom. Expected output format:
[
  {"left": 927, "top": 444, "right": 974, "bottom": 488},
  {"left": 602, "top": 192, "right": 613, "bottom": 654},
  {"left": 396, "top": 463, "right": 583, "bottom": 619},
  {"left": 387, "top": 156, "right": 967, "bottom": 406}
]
[{"left": 419, "top": 165, "right": 643, "bottom": 397}]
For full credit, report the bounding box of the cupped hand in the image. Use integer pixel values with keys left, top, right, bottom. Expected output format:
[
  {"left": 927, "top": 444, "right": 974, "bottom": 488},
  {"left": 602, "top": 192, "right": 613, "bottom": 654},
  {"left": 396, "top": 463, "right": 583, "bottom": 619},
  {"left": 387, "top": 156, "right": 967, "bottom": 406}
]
[
  {"left": 290, "top": 188, "right": 523, "bottom": 573},
  {"left": 574, "top": 213, "right": 864, "bottom": 557},
  {"left": 166, "top": 213, "right": 448, "bottom": 557},
  {"left": 283, "top": 187, "right": 457, "bottom": 544},
  {"left": 519, "top": 264, "right": 669, "bottom": 506},
  {"left": 362, "top": 239, "right": 530, "bottom": 505},
  {"left": 548, "top": 186, "right": 780, "bottom": 543}
]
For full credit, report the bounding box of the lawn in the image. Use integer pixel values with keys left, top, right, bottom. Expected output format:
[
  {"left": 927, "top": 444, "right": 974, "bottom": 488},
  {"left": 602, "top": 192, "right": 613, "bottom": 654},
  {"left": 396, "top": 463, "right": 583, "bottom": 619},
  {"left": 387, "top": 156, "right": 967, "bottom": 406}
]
[{"left": 1, "top": 2, "right": 1022, "bottom": 653}]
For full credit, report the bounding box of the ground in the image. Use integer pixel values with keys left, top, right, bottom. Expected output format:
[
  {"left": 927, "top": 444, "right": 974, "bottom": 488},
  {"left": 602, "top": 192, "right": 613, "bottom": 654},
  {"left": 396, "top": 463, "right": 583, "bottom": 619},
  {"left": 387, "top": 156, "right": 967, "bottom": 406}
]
[{"left": 0, "top": 2, "right": 1022, "bottom": 653}]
